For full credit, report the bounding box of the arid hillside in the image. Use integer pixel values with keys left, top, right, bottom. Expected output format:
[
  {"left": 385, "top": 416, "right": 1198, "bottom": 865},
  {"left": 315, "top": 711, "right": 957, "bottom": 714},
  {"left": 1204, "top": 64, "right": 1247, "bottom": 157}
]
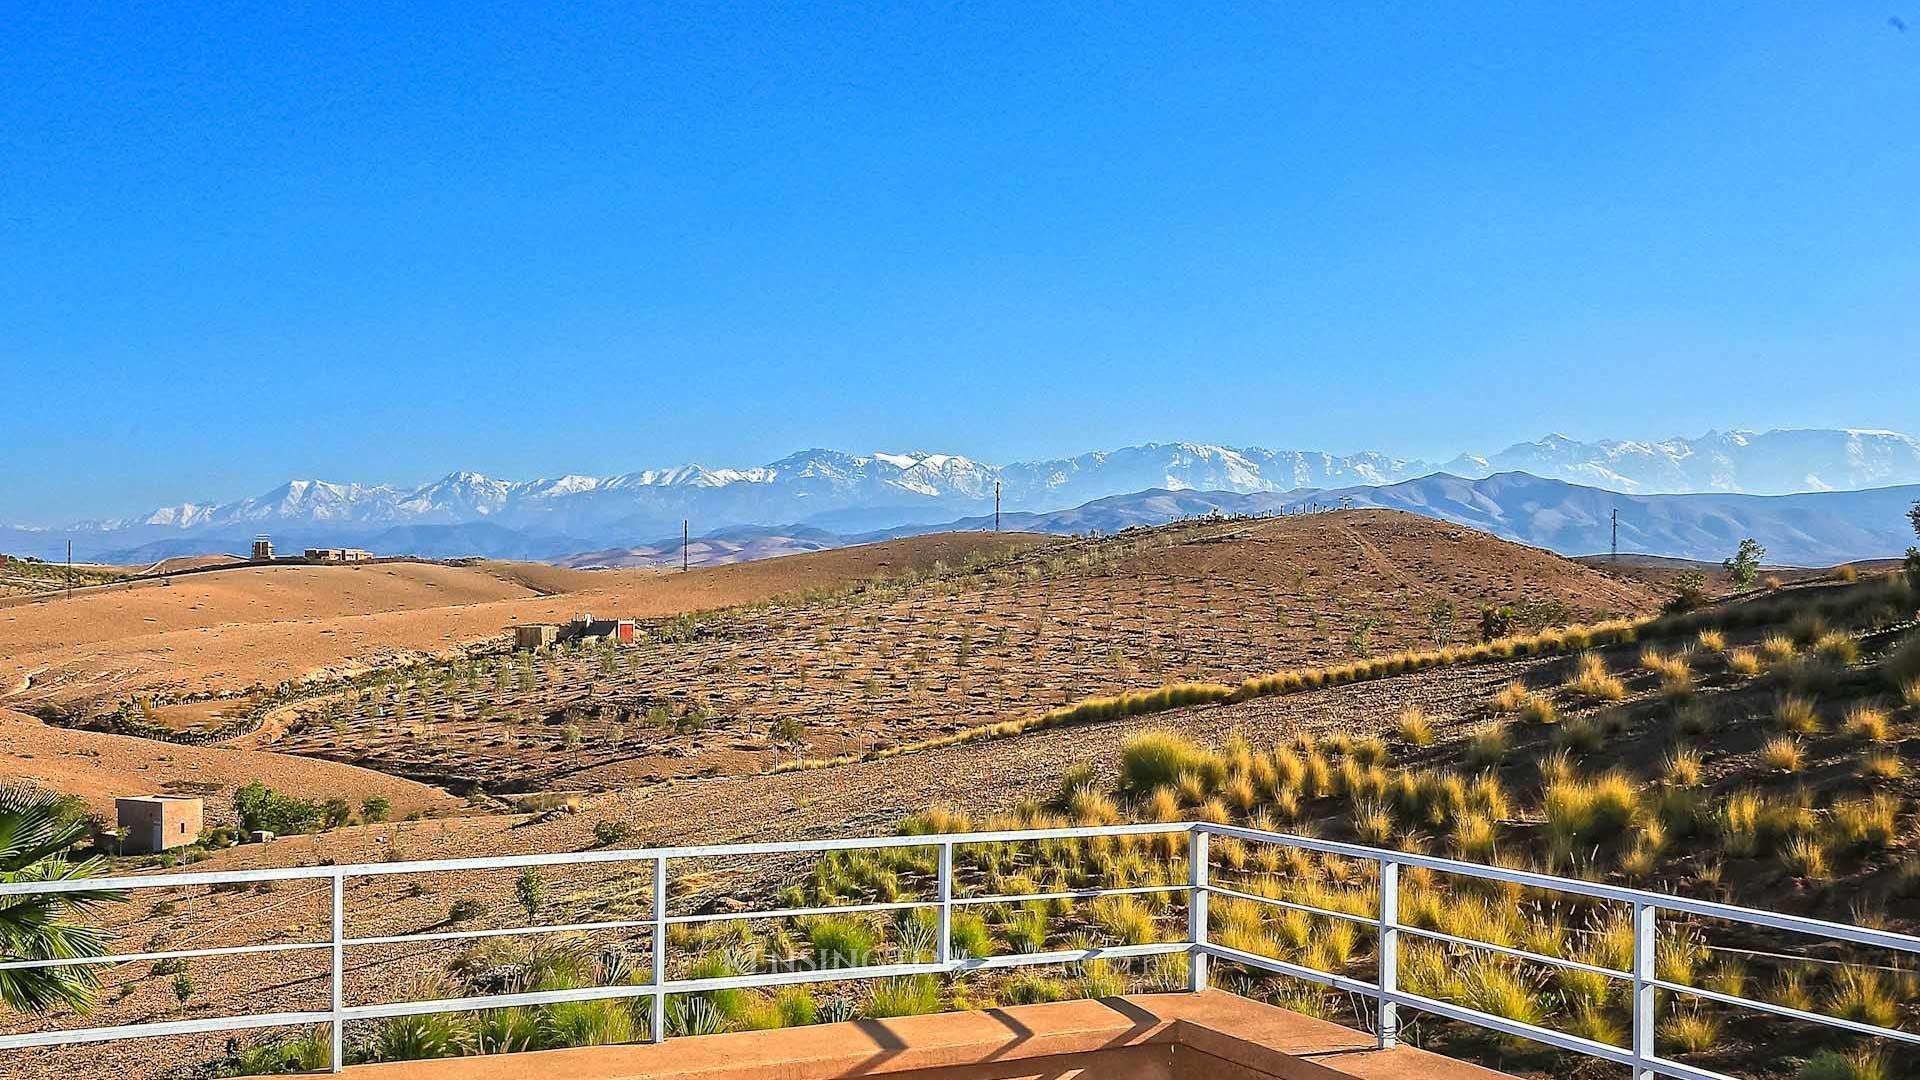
[
  {"left": 0, "top": 533, "right": 1048, "bottom": 714},
  {"left": 0, "top": 556, "right": 126, "bottom": 598},
  {"left": 14, "top": 571, "right": 1916, "bottom": 1080},
  {"left": 256, "top": 511, "right": 1660, "bottom": 792},
  {"left": 0, "top": 707, "right": 464, "bottom": 825}
]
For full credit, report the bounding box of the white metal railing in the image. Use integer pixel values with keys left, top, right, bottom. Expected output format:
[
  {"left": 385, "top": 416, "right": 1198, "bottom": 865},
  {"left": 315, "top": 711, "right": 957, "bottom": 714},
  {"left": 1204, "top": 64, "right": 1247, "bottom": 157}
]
[{"left": 2, "top": 820, "right": 1916, "bottom": 1080}]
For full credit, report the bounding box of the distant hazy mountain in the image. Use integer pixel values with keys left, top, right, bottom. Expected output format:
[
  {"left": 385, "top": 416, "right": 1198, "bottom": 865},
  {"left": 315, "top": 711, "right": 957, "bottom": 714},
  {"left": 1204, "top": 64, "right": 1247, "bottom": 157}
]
[
  {"left": 1318, "top": 472, "right": 1920, "bottom": 566},
  {"left": 568, "top": 474, "right": 1920, "bottom": 570},
  {"left": 9, "top": 429, "right": 1920, "bottom": 564},
  {"left": 1439, "top": 429, "right": 1920, "bottom": 495},
  {"left": 917, "top": 476, "right": 1918, "bottom": 567}
]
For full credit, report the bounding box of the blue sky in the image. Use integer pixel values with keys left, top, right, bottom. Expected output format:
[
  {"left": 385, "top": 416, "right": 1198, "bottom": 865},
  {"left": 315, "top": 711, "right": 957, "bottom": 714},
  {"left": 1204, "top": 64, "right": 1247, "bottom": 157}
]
[{"left": 3, "top": 4, "right": 1917, "bottom": 523}]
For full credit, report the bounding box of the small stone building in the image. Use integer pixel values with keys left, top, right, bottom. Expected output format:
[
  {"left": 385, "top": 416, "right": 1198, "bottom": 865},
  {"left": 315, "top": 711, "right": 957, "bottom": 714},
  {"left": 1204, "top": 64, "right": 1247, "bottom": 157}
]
[
  {"left": 569, "top": 615, "right": 636, "bottom": 644},
  {"left": 303, "top": 547, "right": 374, "bottom": 563},
  {"left": 514, "top": 623, "right": 560, "bottom": 651},
  {"left": 115, "top": 795, "right": 204, "bottom": 854}
]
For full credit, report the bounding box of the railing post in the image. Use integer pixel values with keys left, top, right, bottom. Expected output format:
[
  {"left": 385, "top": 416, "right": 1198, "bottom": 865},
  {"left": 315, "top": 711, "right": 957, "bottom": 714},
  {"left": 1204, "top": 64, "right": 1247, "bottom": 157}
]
[
  {"left": 1188, "top": 827, "right": 1209, "bottom": 993},
  {"left": 330, "top": 871, "right": 345, "bottom": 1073},
  {"left": 1376, "top": 858, "right": 1399, "bottom": 1049},
  {"left": 1631, "top": 901, "right": 1656, "bottom": 1080},
  {"left": 936, "top": 841, "right": 954, "bottom": 966},
  {"left": 652, "top": 855, "right": 668, "bottom": 1043}
]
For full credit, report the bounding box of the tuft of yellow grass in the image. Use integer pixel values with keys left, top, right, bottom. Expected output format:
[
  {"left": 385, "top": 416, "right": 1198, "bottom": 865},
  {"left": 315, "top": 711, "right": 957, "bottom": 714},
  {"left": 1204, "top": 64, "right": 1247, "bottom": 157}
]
[
  {"left": 1842, "top": 703, "right": 1894, "bottom": 742},
  {"left": 1563, "top": 652, "right": 1627, "bottom": 703},
  {"left": 1661, "top": 746, "right": 1704, "bottom": 787},
  {"left": 1542, "top": 772, "right": 1641, "bottom": 844},
  {"left": 1760, "top": 735, "right": 1805, "bottom": 772},
  {"left": 1658, "top": 1007, "right": 1720, "bottom": 1055},
  {"left": 1696, "top": 629, "right": 1728, "bottom": 653},
  {"left": 1726, "top": 647, "right": 1763, "bottom": 676},
  {"left": 1781, "top": 835, "right": 1827, "bottom": 879},
  {"left": 1860, "top": 750, "right": 1905, "bottom": 780},
  {"left": 1812, "top": 631, "right": 1861, "bottom": 666},
  {"left": 1830, "top": 796, "right": 1898, "bottom": 850},
  {"left": 1825, "top": 967, "right": 1898, "bottom": 1029},
  {"left": 1393, "top": 705, "right": 1434, "bottom": 746},
  {"left": 1759, "top": 634, "right": 1799, "bottom": 663},
  {"left": 1465, "top": 725, "right": 1508, "bottom": 768},
  {"left": 1772, "top": 694, "right": 1821, "bottom": 734},
  {"left": 1352, "top": 801, "right": 1394, "bottom": 845},
  {"left": 1519, "top": 693, "right": 1559, "bottom": 726},
  {"left": 1491, "top": 680, "right": 1531, "bottom": 714}
]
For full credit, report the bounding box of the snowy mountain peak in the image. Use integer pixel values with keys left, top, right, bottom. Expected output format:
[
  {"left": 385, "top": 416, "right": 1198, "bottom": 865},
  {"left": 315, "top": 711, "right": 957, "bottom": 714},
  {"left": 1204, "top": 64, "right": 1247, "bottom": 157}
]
[{"left": 19, "top": 428, "right": 1920, "bottom": 565}]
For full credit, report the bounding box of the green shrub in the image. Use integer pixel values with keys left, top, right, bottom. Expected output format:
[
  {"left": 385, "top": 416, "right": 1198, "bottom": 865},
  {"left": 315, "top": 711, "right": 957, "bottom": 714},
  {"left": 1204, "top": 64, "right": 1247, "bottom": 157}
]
[
  {"left": 591, "top": 820, "right": 634, "bottom": 847},
  {"left": 369, "top": 1012, "right": 466, "bottom": 1061},
  {"left": 1885, "top": 633, "right": 1920, "bottom": 687},
  {"left": 539, "top": 999, "right": 637, "bottom": 1047},
  {"left": 950, "top": 910, "right": 993, "bottom": 959},
  {"left": 233, "top": 781, "right": 323, "bottom": 834},
  {"left": 1798, "top": 1048, "right": 1888, "bottom": 1080},
  {"left": 321, "top": 798, "right": 353, "bottom": 829},
  {"left": 806, "top": 916, "right": 880, "bottom": 968},
  {"left": 1004, "top": 903, "right": 1050, "bottom": 954},
  {"left": 1000, "top": 972, "right": 1067, "bottom": 1004},
  {"left": 472, "top": 1007, "right": 538, "bottom": 1054},
  {"left": 223, "top": 1026, "right": 334, "bottom": 1074},
  {"left": 866, "top": 975, "right": 942, "bottom": 1017},
  {"left": 1118, "top": 732, "right": 1225, "bottom": 794}
]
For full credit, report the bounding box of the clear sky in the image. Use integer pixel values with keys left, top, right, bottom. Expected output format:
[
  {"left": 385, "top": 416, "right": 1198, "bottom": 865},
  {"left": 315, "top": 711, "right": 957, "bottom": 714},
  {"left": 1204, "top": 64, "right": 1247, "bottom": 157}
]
[{"left": 3, "top": 4, "right": 1916, "bottom": 524}]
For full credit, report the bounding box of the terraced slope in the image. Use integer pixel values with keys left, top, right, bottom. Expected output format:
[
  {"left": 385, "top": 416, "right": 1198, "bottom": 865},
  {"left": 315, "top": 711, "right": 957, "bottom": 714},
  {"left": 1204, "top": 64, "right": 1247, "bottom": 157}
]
[{"left": 259, "top": 511, "right": 1659, "bottom": 792}]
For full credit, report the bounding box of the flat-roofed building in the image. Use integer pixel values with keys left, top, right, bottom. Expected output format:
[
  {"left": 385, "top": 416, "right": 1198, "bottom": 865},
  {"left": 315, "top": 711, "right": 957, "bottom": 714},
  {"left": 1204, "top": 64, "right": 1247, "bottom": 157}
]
[{"left": 114, "top": 795, "right": 204, "bottom": 854}]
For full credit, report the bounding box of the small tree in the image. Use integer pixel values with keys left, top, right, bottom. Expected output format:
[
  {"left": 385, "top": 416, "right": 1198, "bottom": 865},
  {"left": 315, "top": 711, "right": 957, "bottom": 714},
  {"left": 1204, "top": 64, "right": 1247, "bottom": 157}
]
[
  {"left": 1665, "top": 570, "right": 1711, "bottom": 614},
  {"left": 769, "top": 715, "right": 806, "bottom": 754},
  {"left": 515, "top": 867, "right": 544, "bottom": 922},
  {"left": 1907, "top": 500, "right": 1920, "bottom": 579},
  {"left": 171, "top": 967, "right": 195, "bottom": 1005},
  {"left": 360, "top": 797, "right": 392, "bottom": 824},
  {"left": 233, "top": 781, "right": 323, "bottom": 835},
  {"left": 1723, "top": 538, "right": 1765, "bottom": 589}
]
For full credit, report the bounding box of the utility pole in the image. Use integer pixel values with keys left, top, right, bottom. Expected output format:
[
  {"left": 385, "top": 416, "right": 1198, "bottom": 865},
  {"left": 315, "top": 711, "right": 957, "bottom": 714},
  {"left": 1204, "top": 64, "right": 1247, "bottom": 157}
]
[
  {"left": 682, "top": 519, "right": 689, "bottom": 572},
  {"left": 66, "top": 539, "right": 73, "bottom": 600},
  {"left": 994, "top": 481, "right": 1001, "bottom": 532},
  {"left": 1611, "top": 508, "right": 1619, "bottom": 566}
]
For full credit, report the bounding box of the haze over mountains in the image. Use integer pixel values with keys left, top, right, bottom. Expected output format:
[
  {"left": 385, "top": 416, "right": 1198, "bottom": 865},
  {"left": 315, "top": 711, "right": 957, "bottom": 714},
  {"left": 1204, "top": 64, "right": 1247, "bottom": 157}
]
[
  {"left": 924, "top": 476, "right": 1919, "bottom": 569},
  {"left": 6, "top": 428, "right": 1920, "bottom": 566}
]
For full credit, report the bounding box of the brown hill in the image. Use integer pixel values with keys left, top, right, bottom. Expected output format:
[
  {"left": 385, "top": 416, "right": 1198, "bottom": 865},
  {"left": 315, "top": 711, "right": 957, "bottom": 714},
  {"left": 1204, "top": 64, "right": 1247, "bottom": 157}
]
[
  {"left": 0, "top": 533, "right": 1049, "bottom": 713},
  {"left": 0, "top": 707, "right": 463, "bottom": 825},
  {"left": 261, "top": 511, "right": 1661, "bottom": 792}
]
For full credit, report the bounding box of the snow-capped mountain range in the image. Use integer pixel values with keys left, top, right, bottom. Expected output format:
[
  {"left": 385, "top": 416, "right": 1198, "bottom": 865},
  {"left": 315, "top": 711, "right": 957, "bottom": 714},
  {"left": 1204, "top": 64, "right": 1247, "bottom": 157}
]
[{"left": 7, "top": 429, "right": 1920, "bottom": 564}]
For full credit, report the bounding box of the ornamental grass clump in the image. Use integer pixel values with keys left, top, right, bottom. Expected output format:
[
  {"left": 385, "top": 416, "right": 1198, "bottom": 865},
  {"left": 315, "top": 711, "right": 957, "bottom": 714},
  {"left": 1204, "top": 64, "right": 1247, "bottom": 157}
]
[{"left": 1564, "top": 652, "right": 1627, "bottom": 703}]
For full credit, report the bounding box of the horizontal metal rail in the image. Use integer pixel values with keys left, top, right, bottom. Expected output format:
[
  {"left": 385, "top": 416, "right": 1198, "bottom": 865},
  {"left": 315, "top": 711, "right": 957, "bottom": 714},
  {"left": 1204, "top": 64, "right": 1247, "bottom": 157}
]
[{"left": 2, "top": 819, "right": 1916, "bottom": 1080}]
